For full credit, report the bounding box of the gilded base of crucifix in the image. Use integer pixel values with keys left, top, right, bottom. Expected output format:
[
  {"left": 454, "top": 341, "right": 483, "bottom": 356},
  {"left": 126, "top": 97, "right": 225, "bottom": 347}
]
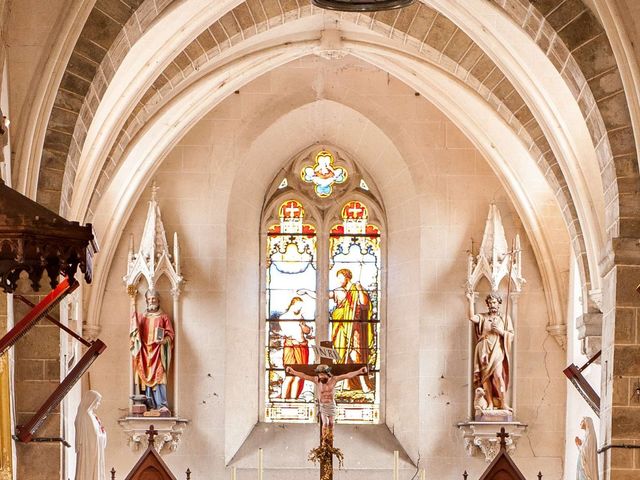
[{"left": 308, "top": 426, "right": 344, "bottom": 480}]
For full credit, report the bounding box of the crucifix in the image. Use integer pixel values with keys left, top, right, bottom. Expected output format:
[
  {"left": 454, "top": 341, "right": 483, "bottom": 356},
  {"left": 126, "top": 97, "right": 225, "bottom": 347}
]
[
  {"left": 145, "top": 425, "right": 159, "bottom": 448},
  {"left": 285, "top": 340, "right": 368, "bottom": 480}
]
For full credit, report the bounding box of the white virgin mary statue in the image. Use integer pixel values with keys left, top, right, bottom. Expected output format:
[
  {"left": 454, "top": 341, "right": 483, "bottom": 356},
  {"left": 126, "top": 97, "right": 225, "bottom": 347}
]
[
  {"left": 75, "top": 390, "right": 107, "bottom": 480},
  {"left": 576, "top": 416, "right": 599, "bottom": 480}
]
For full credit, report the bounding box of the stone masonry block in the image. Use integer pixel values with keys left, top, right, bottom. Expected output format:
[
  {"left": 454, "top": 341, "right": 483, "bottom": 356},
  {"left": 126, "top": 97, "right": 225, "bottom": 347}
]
[
  {"left": 610, "top": 469, "right": 640, "bottom": 480},
  {"left": 219, "top": 12, "right": 241, "bottom": 39},
  {"left": 546, "top": 0, "right": 587, "bottom": 31},
  {"left": 16, "top": 359, "right": 44, "bottom": 381},
  {"left": 425, "top": 15, "right": 457, "bottom": 52},
  {"left": 16, "top": 442, "right": 61, "bottom": 480},
  {"left": 45, "top": 360, "right": 60, "bottom": 380},
  {"left": 614, "top": 345, "right": 640, "bottom": 377},
  {"left": 611, "top": 447, "right": 634, "bottom": 468},
  {"left": 196, "top": 30, "right": 218, "bottom": 56},
  {"left": 97, "top": 0, "right": 135, "bottom": 25},
  {"left": 613, "top": 375, "right": 630, "bottom": 406},
  {"left": 183, "top": 40, "right": 207, "bottom": 64},
  {"left": 134, "top": 0, "right": 158, "bottom": 32},
  {"left": 15, "top": 381, "right": 61, "bottom": 413},
  {"left": 572, "top": 34, "right": 618, "bottom": 81},
  {"left": 393, "top": 2, "right": 420, "bottom": 34},
  {"left": 245, "top": 0, "right": 267, "bottom": 25},
  {"left": 609, "top": 127, "right": 636, "bottom": 158},
  {"left": 612, "top": 406, "right": 640, "bottom": 437},
  {"left": 84, "top": 8, "right": 122, "bottom": 50},
  {"left": 561, "top": 11, "right": 603, "bottom": 51},
  {"left": 614, "top": 308, "right": 636, "bottom": 343},
  {"left": 67, "top": 51, "right": 99, "bottom": 83},
  {"left": 233, "top": 3, "right": 256, "bottom": 31}
]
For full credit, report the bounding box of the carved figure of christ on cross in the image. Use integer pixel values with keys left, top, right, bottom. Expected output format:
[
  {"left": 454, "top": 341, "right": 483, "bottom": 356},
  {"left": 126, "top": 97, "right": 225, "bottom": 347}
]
[{"left": 285, "top": 341, "right": 368, "bottom": 480}]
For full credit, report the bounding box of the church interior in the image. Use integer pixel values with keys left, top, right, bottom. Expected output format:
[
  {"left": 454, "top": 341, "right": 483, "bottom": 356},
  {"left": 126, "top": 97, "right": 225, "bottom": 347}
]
[{"left": 0, "top": 0, "right": 639, "bottom": 479}]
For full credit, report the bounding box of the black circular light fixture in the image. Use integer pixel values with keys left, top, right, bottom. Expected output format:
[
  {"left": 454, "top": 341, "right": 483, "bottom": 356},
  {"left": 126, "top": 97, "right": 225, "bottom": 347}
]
[{"left": 312, "top": 0, "right": 416, "bottom": 12}]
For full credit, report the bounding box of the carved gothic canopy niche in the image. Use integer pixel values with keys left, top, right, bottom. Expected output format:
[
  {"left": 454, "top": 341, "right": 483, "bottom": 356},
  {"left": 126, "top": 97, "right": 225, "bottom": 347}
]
[
  {"left": 458, "top": 205, "right": 527, "bottom": 461},
  {"left": 0, "top": 179, "right": 97, "bottom": 293}
]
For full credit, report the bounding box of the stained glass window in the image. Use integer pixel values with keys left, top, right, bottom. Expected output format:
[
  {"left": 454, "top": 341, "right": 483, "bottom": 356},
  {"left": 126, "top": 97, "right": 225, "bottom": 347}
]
[
  {"left": 301, "top": 150, "right": 347, "bottom": 197},
  {"left": 265, "top": 200, "right": 318, "bottom": 422},
  {"left": 329, "top": 201, "right": 381, "bottom": 423},
  {"left": 264, "top": 150, "right": 383, "bottom": 425}
]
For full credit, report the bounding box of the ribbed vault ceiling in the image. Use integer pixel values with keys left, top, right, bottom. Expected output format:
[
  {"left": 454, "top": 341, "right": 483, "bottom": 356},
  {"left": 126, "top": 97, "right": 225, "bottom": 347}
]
[{"left": 27, "top": 0, "right": 640, "bottom": 300}]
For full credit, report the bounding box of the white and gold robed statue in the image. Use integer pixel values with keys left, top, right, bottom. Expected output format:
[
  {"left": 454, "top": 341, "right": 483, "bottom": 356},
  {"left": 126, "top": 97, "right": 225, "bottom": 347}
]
[{"left": 74, "top": 390, "right": 107, "bottom": 480}]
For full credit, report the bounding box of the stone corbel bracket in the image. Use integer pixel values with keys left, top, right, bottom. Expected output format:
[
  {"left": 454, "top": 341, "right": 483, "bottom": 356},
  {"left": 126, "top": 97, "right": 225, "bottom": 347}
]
[
  {"left": 576, "top": 312, "right": 602, "bottom": 362},
  {"left": 118, "top": 417, "right": 189, "bottom": 454},
  {"left": 457, "top": 421, "right": 527, "bottom": 462}
]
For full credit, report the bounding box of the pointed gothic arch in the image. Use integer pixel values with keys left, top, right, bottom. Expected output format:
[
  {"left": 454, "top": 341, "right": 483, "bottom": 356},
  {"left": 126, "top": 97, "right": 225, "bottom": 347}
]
[{"left": 260, "top": 146, "right": 387, "bottom": 425}]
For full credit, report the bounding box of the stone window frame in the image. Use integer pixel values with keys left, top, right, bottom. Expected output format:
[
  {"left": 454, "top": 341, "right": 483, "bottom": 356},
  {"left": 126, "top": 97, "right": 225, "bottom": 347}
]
[{"left": 258, "top": 146, "right": 388, "bottom": 425}]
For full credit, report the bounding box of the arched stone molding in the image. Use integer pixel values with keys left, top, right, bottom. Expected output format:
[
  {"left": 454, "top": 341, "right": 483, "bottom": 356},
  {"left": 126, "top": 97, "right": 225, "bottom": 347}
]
[
  {"left": 65, "top": 24, "right": 588, "bottom": 341},
  {"left": 12, "top": 0, "right": 95, "bottom": 198},
  {"left": 86, "top": 42, "right": 318, "bottom": 335},
  {"left": 62, "top": 11, "right": 594, "bottom": 306},
  {"left": 82, "top": 40, "right": 570, "bottom": 387},
  {"left": 83, "top": 55, "right": 568, "bottom": 470},
  {"left": 66, "top": 0, "right": 245, "bottom": 219},
  {"left": 349, "top": 46, "right": 569, "bottom": 346},
  {"left": 27, "top": 2, "right": 637, "bottom": 277},
  {"left": 427, "top": 0, "right": 607, "bottom": 306},
  {"left": 222, "top": 106, "right": 420, "bottom": 460},
  {"left": 75, "top": 7, "right": 578, "bottom": 242},
  {"left": 11, "top": 0, "right": 605, "bottom": 333},
  {"left": 592, "top": 0, "right": 640, "bottom": 174}
]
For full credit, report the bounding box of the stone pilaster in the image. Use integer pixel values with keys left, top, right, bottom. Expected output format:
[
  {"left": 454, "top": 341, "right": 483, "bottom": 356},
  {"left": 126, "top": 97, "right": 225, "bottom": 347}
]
[
  {"left": 13, "top": 289, "right": 62, "bottom": 480},
  {"left": 600, "top": 237, "right": 640, "bottom": 480}
]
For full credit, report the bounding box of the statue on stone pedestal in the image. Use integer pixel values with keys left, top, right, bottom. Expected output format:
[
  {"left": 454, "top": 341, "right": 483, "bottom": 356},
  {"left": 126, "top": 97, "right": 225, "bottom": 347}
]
[
  {"left": 130, "top": 288, "right": 175, "bottom": 415},
  {"left": 75, "top": 390, "right": 107, "bottom": 480},
  {"left": 576, "top": 416, "right": 598, "bottom": 480},
  {"left": 467, "top": 292, "right": 514, "bottom": 416}
]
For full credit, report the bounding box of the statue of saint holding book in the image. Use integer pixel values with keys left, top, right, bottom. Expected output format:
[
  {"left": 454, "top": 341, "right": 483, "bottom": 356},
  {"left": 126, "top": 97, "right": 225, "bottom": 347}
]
[{"left": 129, "top": 288, "right": 174, "bottom": 415}]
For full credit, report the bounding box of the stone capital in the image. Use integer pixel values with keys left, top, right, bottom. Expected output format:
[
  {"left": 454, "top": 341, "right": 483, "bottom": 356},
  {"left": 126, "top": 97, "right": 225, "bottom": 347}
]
[
  {"left": 82, "top": 323, "right": 101, "bottom": 341},
  {"left": 546, "top": 324, "right": 567, "bottom": 351},
  {"left": 118, "top": 416, "right": 189, "bottom": 454},
  {"left": 457, "top": 421, "right": 527, "bottom": 462}
]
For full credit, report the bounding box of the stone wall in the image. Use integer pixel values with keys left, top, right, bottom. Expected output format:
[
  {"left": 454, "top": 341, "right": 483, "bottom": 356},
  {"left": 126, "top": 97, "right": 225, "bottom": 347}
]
[
  {"left": 12, "top": 283, "right": 62, "bottom": 480},
  {"left": 94, "top": 57, "right": 568, "bottom": 479}
]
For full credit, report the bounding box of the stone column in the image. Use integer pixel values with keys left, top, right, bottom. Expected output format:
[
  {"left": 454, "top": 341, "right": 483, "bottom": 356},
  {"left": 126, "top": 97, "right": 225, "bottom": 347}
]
[{"left": 600, "top": 236, "right": 640, "bottom": 480}]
